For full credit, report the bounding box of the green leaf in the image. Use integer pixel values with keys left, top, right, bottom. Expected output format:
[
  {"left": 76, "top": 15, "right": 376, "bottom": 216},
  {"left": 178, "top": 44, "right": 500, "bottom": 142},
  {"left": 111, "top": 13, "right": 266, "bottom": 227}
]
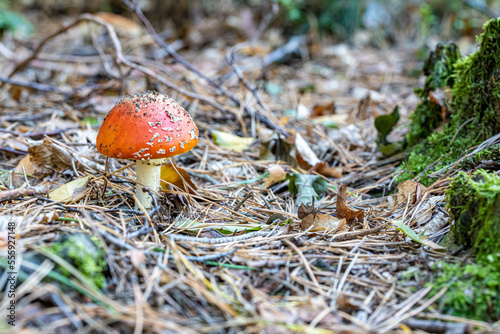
[
  {"left": 286, "top": 173, "right": 328, "bottom": 209},
  {"left": 375, "top": 105, "right": 400, "bottom": 143},
  {"left": 175, "top": 219, "right": 262, "bottom": 234},
  {"left": 392, "top": 220, "right": 445, "bottom": 250},
  {"left": 0, "top": 8, "right": 34, "bottom": 35},
  {"left": 212, "top": 130, "right": 253, "bottom": 152},
  {"left": 81, "top": 117, "right": 99, "bottom": 126}
]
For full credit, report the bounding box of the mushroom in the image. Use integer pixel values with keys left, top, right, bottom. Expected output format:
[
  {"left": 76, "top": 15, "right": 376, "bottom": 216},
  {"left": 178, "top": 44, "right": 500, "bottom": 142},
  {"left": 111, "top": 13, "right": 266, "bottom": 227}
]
[{"left": 96, "top": 91, "right": 199, "bottom": 209}]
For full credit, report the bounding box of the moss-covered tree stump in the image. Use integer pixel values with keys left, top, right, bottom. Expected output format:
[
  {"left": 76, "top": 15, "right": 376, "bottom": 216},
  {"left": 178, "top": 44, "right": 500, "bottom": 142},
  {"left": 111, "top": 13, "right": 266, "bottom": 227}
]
[{"left": 447, "top": 170, "right": 500, "bottom": 263}]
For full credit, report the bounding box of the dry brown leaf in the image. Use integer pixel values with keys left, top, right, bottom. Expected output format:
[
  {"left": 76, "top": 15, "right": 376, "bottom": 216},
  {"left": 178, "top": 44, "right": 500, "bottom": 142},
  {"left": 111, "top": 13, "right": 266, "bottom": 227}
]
[
  {"left": 13, "top": 155, "right": 36, "bottom": 179},
  {"left": 394, "top": 180, "right": 427, "bottom": 205},
  {"left": 311, "top": 161, "right": 342, "bottom": 178},
  {"left": 336, "top": 293, "right": 360, "bottom": 311},
  {"left": 300, "top": 213, "right": 346, "bottom": 232},
  {"left": 265, "top": 165, "right": 286, "bottom": 188},
  {"left": 15, "top": 125, "right": 31, "bottom": 134},
  {"left": 237, "top": 44, "right": 267, "bottom": 57},
  {"left": 311, "top": 101, "right": 335, "bottom": 117},
  {"left": 357, "top": 93, "right": 370, "bottom": 120},
  {"left": 337, "top": 183, "right": 364, "bottom": 223},
  {"left": 279, "top": 115, "right": 291, "bottom": 126},
  {"left": 93, "top": 12, "right": 142, "bottom": 38},
  {"left": 49, "top": 177, "right": 90, "bottom": 203},
  {"left": 28, "top": 137, "right": 101, "bottom": 174},
  {"left": 160, "top": 163, "right": 197, "bottom": 193}
]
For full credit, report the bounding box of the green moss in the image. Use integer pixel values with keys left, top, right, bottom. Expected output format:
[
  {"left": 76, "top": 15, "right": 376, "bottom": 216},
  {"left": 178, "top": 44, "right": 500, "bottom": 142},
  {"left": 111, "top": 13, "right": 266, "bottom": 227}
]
[
  {"left": 463, "top": 144, "right": 500, "bottom": 170},
  {"left": 47, "top": 233, "right": 107, "bottom": 289},
  {"left": 399, "top": 18, "right": 500, "bottom": 185},
  {"left": 447, "top": 170, "right": 500, "bottom": 262},
  {"left": 428, "top": 261, "right": 500, "bottom": 321},
  {"left": 452, "top": 19, "right": 500, "bottom": 134},
  {"left": 406, "top": 42, "right": 461, "bottom": 147}
]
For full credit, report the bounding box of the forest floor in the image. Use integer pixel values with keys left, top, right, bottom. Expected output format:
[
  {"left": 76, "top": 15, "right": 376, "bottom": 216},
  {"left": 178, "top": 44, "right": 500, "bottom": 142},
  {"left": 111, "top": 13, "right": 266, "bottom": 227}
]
[{"left": 0, "top": 6, "right": 497, "bottom": 334}]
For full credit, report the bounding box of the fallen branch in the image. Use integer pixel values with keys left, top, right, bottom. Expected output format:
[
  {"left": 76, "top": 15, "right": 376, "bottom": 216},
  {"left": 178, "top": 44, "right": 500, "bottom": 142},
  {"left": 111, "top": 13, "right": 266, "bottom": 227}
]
[
  {"left": 330, "top": 225, "right": 387, "bottom": 242},
  {"left": 0, "top": 184, "right": 50, "bottom": 203}
]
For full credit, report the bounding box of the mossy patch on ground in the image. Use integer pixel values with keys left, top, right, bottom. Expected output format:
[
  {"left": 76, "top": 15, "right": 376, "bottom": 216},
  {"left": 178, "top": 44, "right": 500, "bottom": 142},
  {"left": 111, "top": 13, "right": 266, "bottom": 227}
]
[
  {"left": 398, "top": 18, "right": 500, "bottom": 186},
  {"left": 46, "top": 233, "right": 107, "bottom": 289},
  {"left": 427, "top": 261, "right": 500, "bottom": 322}
]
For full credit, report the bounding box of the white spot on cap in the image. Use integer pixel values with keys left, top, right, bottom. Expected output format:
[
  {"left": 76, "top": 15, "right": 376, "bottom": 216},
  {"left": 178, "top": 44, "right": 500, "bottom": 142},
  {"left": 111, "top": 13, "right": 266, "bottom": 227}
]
[
  {"left": 150, "top": 133, "right": 160, "bottom": 142},
  {"left": 180, "top": 140, "right": 187, "bottom": 149},
  {"left": 164, "top": 135, "right": 172, "bottom": 142},
  {"left": 157, "top": 149, "right": 165, "bottom": 154},
  {"left": 189, "top": 129, "right": 198, "bottom": 140},
  {"left": 162, "top": 127, "right": 173, "bottom": 131},
  {"left": 169, "top": 146, "right": 176, "bottom": 152},
  {"left": 132, "top": 148, "right": 149, "bottom": 158},
  {"left": 166, "top": 112, "right": 183, "bottom": 123}
]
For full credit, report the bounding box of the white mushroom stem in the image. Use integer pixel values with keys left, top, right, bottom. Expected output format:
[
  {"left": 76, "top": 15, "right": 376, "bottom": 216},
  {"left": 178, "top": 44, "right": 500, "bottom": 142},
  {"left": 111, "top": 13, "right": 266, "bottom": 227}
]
[{"left": 135, "top": 158, "right": 165, "bottom": 210}]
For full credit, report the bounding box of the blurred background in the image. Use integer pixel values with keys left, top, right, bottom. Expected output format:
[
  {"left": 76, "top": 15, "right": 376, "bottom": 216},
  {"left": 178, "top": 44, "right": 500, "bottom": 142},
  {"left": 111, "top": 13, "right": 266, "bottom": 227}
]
[{"left": 1, "top": 0, "right": 498, "bottom": 56}]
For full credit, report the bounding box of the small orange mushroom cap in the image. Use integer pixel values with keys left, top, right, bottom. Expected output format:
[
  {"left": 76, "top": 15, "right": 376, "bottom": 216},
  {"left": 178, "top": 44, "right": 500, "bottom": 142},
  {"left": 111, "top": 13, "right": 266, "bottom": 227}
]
[{"left": 96, "top": 91, "right": 198, "bottom": 160}]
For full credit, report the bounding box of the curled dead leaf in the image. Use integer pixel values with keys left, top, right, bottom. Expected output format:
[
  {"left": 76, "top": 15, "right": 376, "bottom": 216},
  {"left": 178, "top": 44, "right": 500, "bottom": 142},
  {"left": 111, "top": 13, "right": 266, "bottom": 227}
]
[
  {"left": 336, "top": 293, "right": 360, "bottom": 311},
  {"left": 29, "top": 137, "right": 102, "bottom": 174},
  {"left": 295, "top": 133, "right": 320, "bottom": 169},
  {"left": 160, "top": 163, "right": 197, "bottom": 193},
  {"left": 337, "top": 183, "right": 364, "bottom": 224},
  {"left": 298, "top": 202, "right": 347, "bottom": 232},
  {"left": 297, "top": 202, "right": 317, "bottom": 219}
]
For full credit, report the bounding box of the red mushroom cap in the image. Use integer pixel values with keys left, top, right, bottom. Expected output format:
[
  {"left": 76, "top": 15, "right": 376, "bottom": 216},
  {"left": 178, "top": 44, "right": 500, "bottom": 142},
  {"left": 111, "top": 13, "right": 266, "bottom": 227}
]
[{"left": 96, "top": 91, "right": 199, "bottom": 160}]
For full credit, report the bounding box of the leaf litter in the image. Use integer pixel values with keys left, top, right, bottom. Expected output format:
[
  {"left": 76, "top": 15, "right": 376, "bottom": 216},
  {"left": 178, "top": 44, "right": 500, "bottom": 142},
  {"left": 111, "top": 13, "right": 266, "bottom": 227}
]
[{"left": 0, "top": 4, "right": 494, "bottom": 334}]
